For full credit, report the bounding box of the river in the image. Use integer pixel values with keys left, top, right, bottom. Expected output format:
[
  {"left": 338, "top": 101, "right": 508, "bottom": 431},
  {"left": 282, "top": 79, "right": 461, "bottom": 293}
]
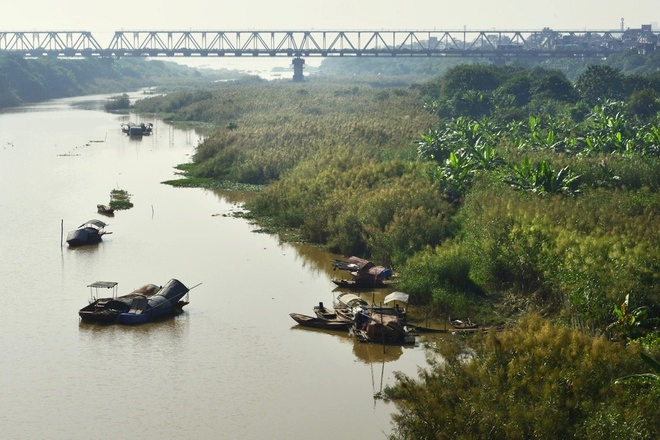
[{"left": 0, "top": 91, "right": 438, "bottom": 440}]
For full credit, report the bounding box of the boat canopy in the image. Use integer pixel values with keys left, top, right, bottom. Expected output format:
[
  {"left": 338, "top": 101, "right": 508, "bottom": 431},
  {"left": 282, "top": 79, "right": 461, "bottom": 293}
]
[
  {"left": 87, "top": 281, "right": 118, "bottom": 289},
  {"left": 79, "top": 219, "right": 107, "bottom": 229},
  {"left": 366, "top": 266, "right": 392, "bottom": 279},
  {"left": 337, "top": 292, "right": 368, "bottom": 308},
  {"left": 333, "top": 256, "right": 392, "bottom": 279},
  {"left": 384, "top": 291, "right": 409, "bottom": 305},
  {"left": 87, "top": 281, "right": 118, "bottom": 300}
]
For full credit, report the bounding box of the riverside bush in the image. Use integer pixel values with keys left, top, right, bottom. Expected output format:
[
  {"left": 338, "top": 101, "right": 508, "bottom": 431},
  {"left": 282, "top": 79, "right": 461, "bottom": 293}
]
[{"left": 384, "top": 314, "right": 660, "bottom": 440}]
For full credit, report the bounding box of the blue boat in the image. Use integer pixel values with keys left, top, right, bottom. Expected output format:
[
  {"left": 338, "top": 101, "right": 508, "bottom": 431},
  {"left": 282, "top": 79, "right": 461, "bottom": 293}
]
[{"left": 116, "top": 278, "right": 195, "bottom": 325}]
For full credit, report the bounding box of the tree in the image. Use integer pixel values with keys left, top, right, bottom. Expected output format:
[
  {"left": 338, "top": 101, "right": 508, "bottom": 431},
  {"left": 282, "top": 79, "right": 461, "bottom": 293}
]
[
  {"left": 576, "top": 65, "right": 626, "bottom": 105},
  {"left": 627, "top": 88, "right": 660, "bottom": 120},
  {"left": 531, "top": 69, "right": 578, "bottom": 103},
  {"left": 442, "top": 64, "right": 503, "bottom": 98},
  {"left": 104, "top": 93, "right": 130, "bottom": 111},
  {"left": 497, "top": 73, "right": 532, "bottom": 106}
]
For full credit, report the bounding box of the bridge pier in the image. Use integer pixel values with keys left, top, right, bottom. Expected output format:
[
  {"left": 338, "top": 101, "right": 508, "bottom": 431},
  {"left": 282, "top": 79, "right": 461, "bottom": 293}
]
[{"left": 292, "top": 57, "right": 305, "bottom": 82}]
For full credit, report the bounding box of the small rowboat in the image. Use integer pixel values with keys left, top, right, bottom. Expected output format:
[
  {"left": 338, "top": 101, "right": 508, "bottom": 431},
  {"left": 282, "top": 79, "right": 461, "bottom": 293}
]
[
  {"left": 97, "top": 204, "right": 115, "bottom": 216},
  {"left": 449, "top": 317, "right": 478, "bottom": 329},
  {"left": 289, "top": 312, "right": 352, "bottom": 330}
]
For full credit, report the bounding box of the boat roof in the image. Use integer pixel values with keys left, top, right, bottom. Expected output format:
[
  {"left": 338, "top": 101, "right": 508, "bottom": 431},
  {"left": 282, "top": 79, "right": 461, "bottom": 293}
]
[
  {"left": 337, "top": 292, "right": 368, "bottom": 307},
  {"left": 333, "top": 256, "right": 392, "bottom": 279},
  {"left": 384, "top": 291, "right": 409, "bottom": 304},
  {"left": 87, "top": 281, "right": 118, "bottom": 289},
  {"left": 80, "top": 219, "right": 107, "bottom": 228}
]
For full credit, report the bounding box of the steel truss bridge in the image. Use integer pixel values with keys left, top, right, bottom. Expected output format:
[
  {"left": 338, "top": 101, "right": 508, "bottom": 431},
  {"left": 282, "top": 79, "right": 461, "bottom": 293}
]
[
  {"left": 1, "top": 29, "right": 657, "bottom": 58},
  {"left": 1, "top": 29, "right": 657, "bottom": 80}
]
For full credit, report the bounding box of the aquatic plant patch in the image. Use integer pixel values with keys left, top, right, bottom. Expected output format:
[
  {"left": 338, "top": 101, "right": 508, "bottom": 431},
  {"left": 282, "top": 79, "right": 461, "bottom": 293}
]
[{"left": 109, "top": 188, "right": 134, "bottom": 210}]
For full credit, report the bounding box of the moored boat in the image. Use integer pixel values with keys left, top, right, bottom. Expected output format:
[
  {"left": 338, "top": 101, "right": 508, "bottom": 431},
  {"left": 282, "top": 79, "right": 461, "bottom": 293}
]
[
  {"left": 79, "top": 279, "right": 198, "bottom": 325},
  {"left": 79, "top": 282, "right": 161, "bottom": 324},
  {"left": 121, "top": 122, "right": 153, "bottom": 136},
  {"left": 66, "top": 219, "right": 110, "bottom": 247},
  {"left": 334, "top": 292, "right": 414, "bottom": 344},
  {"left": 96, "top": 204, "right": 115, "bottom": 216},
  {"left": 331, "top": 256, "right": 393, "bottom": 289},
  {"left": 449, "top": 317, "right": 478, "bottom": 329},
  {"left": 313, "top": 302, "right": 352, "bottom": 323},
  {"left": 289, "top": 312, "right": 353, "bottom": 330},
  {"left": 353, "top": 306, "right": 415, "bottom": 345}
]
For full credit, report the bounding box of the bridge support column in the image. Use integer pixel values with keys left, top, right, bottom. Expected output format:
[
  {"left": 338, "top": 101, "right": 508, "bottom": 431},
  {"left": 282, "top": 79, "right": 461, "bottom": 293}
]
[{"left": 292, "top": 57, "right": 305, "bottom": 82}]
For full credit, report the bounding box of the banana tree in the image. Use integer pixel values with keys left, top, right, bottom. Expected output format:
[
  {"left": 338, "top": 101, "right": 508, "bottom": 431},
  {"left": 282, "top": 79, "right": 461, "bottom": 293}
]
[
  {"left": 607, "top": 294, "right": 654, "bottom": 340},
  {"left": 439, "top": 150, "right": 475, "bottom": 199},
  {"left": 416, "top": 129, "right": 452, "bottom": 163},
  {"left": 463, "top": 140, "right": 506, "bottom": 171},
  {"left": 505, "top": 157, "right": 581, "bottom": 196}
]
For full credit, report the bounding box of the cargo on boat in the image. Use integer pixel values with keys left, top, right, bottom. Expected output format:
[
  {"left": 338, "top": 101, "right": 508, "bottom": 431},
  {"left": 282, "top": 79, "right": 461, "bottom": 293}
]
[{"left": 79, "top": 279, "right": 197, "bottom": 325}]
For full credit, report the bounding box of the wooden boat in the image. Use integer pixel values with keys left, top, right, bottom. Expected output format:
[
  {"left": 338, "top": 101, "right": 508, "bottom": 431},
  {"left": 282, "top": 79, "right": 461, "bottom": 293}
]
[
  {"left": 333, "top": 292, "right": 414, "bottom": 344},
  {"left": 79, "top": 282, "right": 161, "bottom": 324},
  {"left": 66, "top": 219, "right": 110, "bottom": 246},
  {"left": 449, "top": 317, "right": 478, "bottom": 329},
  {"left": 121, "top": 122, "right": 153, "bottom": 136},
  {"left": 405, "top": 324, "right": 448, "bottom": 333},
  {"left": 313, "top": 302, "right": 352, "bottom": 323},
  {"left": 331, "top": 256, "right": 393, "bottom": 289},
  {"left": 353, "top": 306, "right": 415, "bottom": 345},
  {"left": 79, "top": 279, "right": 197, "bottom": 325},
  {"left": 116, "top": 279, "right": 195, "bottom": 325},
  {"left": 289, "top": 312, "right": 353, "bottom": 330},
  {"left": 333, "top": 292, "right": 369, "bottom": 321},
  {"left": 96, "top": 204, "right": 114, "bottom": 216},
  {"left": 332, "top": 278, "right": 393, "bottom": 288}
]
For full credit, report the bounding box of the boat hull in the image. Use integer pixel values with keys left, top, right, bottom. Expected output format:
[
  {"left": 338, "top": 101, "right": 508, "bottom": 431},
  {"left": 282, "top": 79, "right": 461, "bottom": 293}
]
[
  {"left": 289, "top": 313, "right": 352, "bottom": 330},
  {"left": 66, "top": 229, "right": 103, "bottom": 246},
  {"left": 67, "top": 219, "right": 108, "bottom": 247},
  {"left": 332, "top": 278, "right": 389, "bottom": 289},
  {"left": 79, "top": 305, "right": 121, "bottom": 324}
]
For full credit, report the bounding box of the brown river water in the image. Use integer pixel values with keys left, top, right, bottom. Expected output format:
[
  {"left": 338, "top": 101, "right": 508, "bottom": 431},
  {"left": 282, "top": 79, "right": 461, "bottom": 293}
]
[{"left": 0, "top": 91, "right": 443, "bottom": 440}]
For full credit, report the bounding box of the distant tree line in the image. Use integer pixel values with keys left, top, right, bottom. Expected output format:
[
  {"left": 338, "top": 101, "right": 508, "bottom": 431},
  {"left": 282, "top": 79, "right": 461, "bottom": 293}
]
[
  {"left": 320, "top": 48, "right": 660, "bottom": 81},
  {"left": 0, "top": 54, "right": 207, "bottom": 109},
  {"left": 415, "top": 63, "right": 660, "bottom": 122}
]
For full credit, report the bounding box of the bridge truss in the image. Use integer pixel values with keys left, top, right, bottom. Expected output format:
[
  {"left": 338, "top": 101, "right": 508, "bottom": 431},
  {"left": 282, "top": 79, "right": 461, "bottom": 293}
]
[{"left": 0, "top": 29, "right": 658, "bottom": 59}]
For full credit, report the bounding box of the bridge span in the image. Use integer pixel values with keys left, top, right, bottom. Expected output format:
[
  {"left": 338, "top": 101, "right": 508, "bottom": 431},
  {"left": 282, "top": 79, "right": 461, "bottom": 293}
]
[{"left": 1, "top": 28, "right": 658, "bottom": 80}]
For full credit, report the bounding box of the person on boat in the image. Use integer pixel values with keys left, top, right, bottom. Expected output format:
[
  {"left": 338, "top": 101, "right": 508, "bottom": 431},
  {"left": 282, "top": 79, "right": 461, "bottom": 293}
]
[{"left": 354, "top": 307, "right": 368, "bottom": 330}]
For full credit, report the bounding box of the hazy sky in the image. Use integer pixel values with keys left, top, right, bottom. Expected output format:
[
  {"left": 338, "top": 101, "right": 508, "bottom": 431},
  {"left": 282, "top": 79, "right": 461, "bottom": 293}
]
[{"left": 2, "top": 1, "right": 657, "bottom": 39}]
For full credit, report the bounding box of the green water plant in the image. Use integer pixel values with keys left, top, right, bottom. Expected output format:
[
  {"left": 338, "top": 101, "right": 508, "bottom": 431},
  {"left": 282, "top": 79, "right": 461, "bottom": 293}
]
[{"left": 109, "top": 188, "right": 134, "bottom": 210}]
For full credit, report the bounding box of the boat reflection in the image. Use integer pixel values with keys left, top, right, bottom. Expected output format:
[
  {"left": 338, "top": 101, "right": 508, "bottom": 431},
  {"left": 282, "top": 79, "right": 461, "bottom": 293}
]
[
  {"left": 289, "top": 325, "right": 411, "bottom": 364},
  {"left": 351, "top": 339, "right": 408, "bottom": 364}
]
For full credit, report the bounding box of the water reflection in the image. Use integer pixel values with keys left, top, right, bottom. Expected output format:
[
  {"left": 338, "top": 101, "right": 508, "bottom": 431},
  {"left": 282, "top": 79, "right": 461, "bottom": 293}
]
[{"left": 289, "top": 324, "right": 407, "bottom": 364}]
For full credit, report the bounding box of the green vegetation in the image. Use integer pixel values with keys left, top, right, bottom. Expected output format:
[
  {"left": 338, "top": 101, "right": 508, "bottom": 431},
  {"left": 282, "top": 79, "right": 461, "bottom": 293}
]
[
  {"left": 109, "top": 189, "right": 133, "bottom": 210},
  {"left": 383, "top": 314, "right": 659, "bottom": 440},
  {"left": 132, "top": 62, "right": 659, "bottom": 439},
  {"left": 104, "top": 93, "right": 130, "bottom": 111}
]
